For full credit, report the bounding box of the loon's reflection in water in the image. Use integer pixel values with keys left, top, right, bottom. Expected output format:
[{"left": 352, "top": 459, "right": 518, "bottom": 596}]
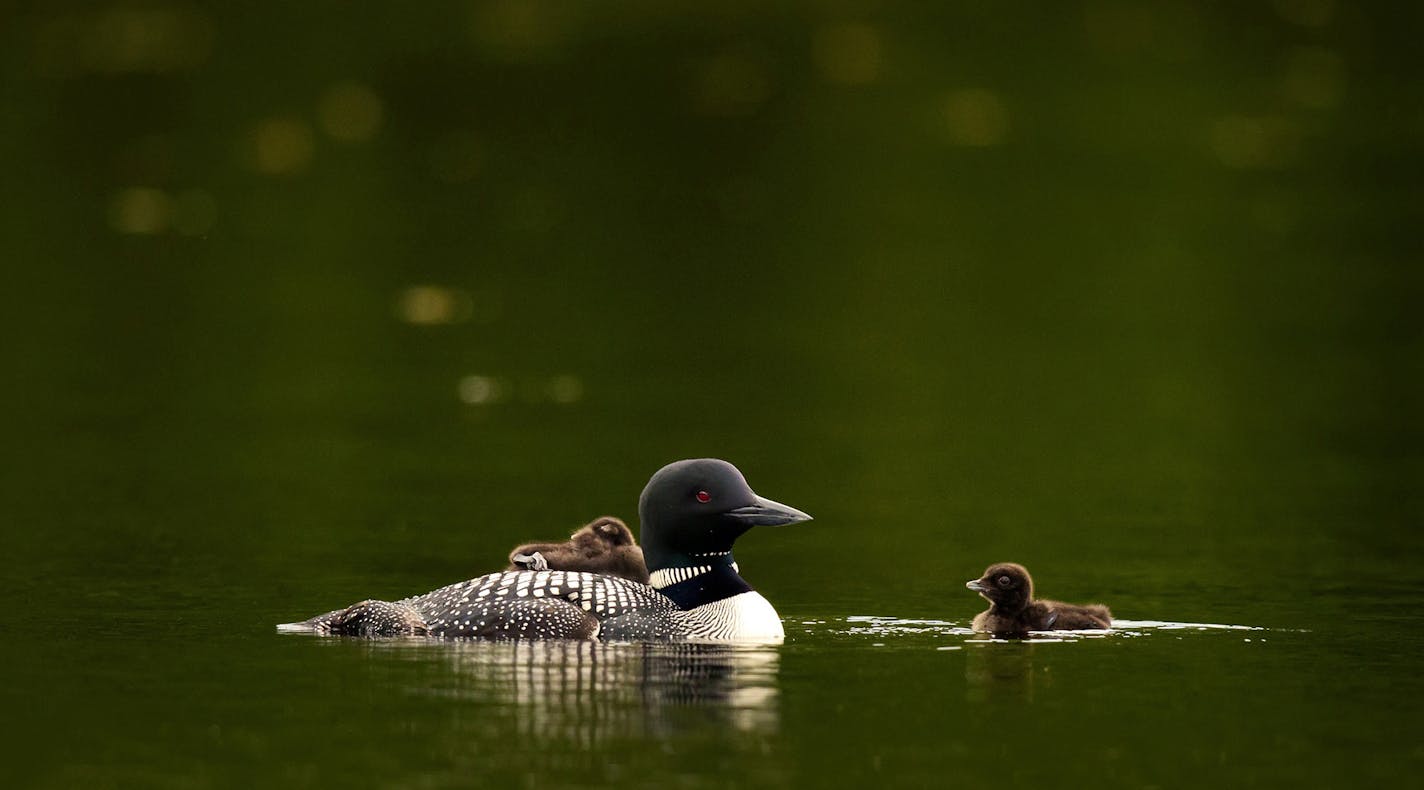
[{"left": 360, "top": 639, "right": 781, "bottom": 746}]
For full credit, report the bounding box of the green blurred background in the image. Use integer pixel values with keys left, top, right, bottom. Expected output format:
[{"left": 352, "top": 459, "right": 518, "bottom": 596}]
[{"left": 2, "top": 1, "right": 1420, "bottom": 787}]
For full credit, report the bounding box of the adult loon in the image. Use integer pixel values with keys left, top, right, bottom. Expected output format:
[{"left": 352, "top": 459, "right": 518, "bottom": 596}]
[
  {"left": 278, "top": 459, "right": 812, "bottom": 641},
  {"left": 966, "top": 562, "right": 1113, "bottom": 635}
]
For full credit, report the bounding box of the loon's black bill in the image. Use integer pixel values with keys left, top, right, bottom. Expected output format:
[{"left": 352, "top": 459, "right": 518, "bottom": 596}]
[
  {"left": 725, "top": 495, "right": 813, "bottom": 527},
  {"left": 965, "top": 579, "right": 987, "bottom": 592}
]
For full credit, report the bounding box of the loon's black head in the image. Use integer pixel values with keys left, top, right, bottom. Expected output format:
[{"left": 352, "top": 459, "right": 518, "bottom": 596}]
[{"left": 637, "top": 458, "right": 811, "bottom": 571}]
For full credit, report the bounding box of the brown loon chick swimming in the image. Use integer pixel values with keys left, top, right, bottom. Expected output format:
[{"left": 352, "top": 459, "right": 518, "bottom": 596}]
[
  {"left": 507, "top": 516, "right": 650, "bottom": 583},
  {"left": 966, "top": 562, "right": 1112, "bottom": 635},
  {"left": 278, "top": 459, "right": 812, "bottom": 641}
]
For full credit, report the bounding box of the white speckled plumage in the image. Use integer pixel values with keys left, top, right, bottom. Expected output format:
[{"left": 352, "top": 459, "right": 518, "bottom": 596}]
[{"left": 287, "top": 569, "right": 784, "bottom": 641}]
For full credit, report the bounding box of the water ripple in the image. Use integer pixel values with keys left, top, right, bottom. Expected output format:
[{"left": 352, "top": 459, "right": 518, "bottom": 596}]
[{"left": 827, "top": 615, "right": 1267, "bottom": 644}]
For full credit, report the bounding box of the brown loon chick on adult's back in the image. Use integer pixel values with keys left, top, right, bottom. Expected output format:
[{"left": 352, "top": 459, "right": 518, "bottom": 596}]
[
  {"left": 966, "top": 562, "right": 1112, "bottom": 635},
  {"left": 506, "top": 516, "right": 649, "bottom": 583}
]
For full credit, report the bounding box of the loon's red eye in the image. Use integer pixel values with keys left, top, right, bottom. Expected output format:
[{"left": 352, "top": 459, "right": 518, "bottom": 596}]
[{"left": 696, "top": 490, "right": 711, "bottom": 503}]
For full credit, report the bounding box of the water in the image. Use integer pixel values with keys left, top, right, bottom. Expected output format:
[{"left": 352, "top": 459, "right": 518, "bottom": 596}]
[{"left": 3, "top": 2, "right": 1422, "bottom": 788}]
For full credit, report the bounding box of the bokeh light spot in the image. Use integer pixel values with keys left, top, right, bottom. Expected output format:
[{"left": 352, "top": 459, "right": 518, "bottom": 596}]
[
  {"left": 318, "top": 82, "right": 384, "bottom": 143},
  {"left": 813, "top": 23, "right": 882, "bottom": 85},
  {"left": 395, "top": 286, "right": 474, "bottom": 326},
  {"left": 548, "top": 375, "right": 584, "bottom": 405},
  {"left": 251, "top": 118, "right": 315, "bottom": 175},
  {"left": 108, "top": 187, "right": 172, "bottom": 235},
  {"left": 471, "top": 0, "right": 574, "bottom": 63},
  {"left": 1210, "top": 116, "right": 1300, "bottom": 169},
  {"left": 940, "top": 89, "right": 1009, "bottom": 147},
  {"left": 34, "top": 7, "right": 213, "bottom": 76},
  {"left": 458, "top": 375, "right": 505, "bottom": 405}
]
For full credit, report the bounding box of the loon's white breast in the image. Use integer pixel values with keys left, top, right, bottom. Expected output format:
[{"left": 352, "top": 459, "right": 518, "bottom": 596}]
[{"left": 686, "top": 591, "right": 784, "bottom": 642}]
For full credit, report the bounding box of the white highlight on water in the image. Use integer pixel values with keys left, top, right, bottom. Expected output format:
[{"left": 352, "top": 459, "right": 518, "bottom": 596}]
[{"left": 834, "top": 615, "right": 1268, "bottom": 645}]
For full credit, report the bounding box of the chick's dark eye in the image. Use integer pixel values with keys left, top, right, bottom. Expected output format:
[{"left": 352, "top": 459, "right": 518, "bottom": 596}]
[
  {"left": 997, "top": 575, "right": 1012, "bottom": 587},
  {"left": 695, "top": 490, "right": 711, "bottom": 503}
]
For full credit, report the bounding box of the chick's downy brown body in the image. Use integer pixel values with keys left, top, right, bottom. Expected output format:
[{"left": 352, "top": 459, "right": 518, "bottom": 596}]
[
  {"left": 966, "top": 562, "right": 1111, "bottom": 635},
  {"left": 507, "top": 516, "right": 650, "bottom": 583}
]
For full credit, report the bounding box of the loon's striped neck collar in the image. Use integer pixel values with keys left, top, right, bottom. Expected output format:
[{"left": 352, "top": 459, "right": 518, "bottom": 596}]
[
  {"left": 649, "top": 551, "right": 737, "bottom": 589},
  {"left": 649, "top": 552, "right": 751, "bottom": 609}
]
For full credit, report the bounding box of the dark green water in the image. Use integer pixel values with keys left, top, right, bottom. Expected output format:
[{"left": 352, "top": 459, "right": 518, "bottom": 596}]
[{"left": 3, "top": 3, "right": 1421, "bottom": 788}]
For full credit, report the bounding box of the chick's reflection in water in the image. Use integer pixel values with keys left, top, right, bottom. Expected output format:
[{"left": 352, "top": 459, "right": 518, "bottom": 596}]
[
  {"left": 965, "top": 643, "right": 1039, "bottom": 704},
  {"left": 376, "top": 640, "right": 782, "bottom": 746}
]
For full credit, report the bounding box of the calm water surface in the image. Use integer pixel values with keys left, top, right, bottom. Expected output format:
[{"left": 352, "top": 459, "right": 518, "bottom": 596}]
[{"left": 3, "top": 3, "right": 1422, "bottom": 788}]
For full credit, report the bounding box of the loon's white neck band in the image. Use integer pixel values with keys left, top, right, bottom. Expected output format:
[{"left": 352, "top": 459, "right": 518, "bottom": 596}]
[{"left": 649, "top": 555, "right": 740, "bottom": 590}]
